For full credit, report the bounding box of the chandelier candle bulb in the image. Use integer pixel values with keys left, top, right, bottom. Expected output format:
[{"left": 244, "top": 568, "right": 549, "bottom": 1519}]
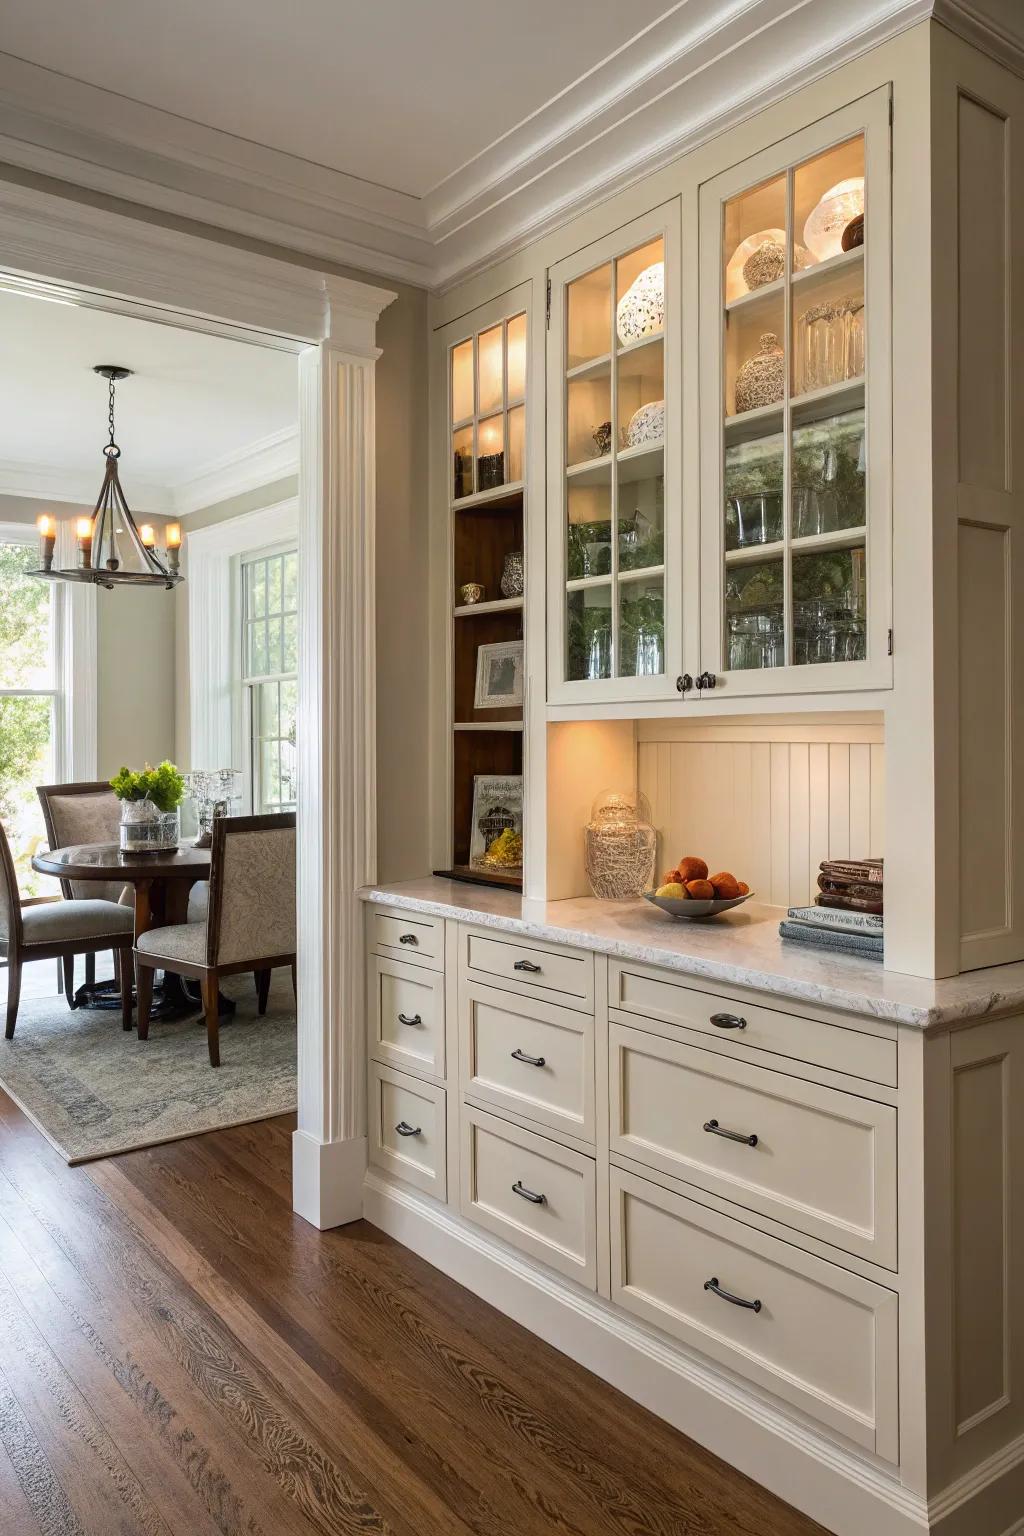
[
  {"left": 75, "top": 516, "right": 94, "bottom": 570},
  {"left": 165, "top": 522, "right": 182, "bottom": 575},
  {"left": 139, "top": 523, "right": 156, "bottom": 548},
  {"left": 36, "top": 513, "right": 56, "bottom": 571}
]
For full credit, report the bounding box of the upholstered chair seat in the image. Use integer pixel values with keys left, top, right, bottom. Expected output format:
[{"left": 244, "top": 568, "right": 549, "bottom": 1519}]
[
  {"left": 134, "top": 814, "right": 296, "bottom": 1066},
  {"left": 0, "top": 821, "right": 136, "bottom": 1040},
  {"left": 20, "top": 899, "right": 134, "bottom": 948}
]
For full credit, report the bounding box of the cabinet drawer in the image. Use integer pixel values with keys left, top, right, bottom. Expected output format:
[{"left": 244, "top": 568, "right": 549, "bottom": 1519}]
[
  {"left": 610, "top": 1022, "right": 896, "bottom": 1268},
  {"left": 611, "top": 1166, "right": 899, "bottom": 1462},
  {"left": 461, "top": 1105, "right": 596, "bottom": 1288},
  {"left": 369, "top": 1063, "right": 446, "bottom": 1200},
  {"left": 463, "top": 928, "right": 594, "bottom": 1012},
  {"left": 461, "top": 982, "right": 594, "bottom": 1144},
  {"left": 369, "top": 955, "right": 445, "bottom": 1080},
  {"left": 610, "top": 961, "right": 897, "bottom": 1087},
  {"left": 369, "top": 907, "right": 444, "bottom": 969}
]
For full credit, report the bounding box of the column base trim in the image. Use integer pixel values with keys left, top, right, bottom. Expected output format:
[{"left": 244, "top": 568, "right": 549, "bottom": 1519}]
[{"left": 292, "top": 1129, "right": 367, "bottom": 1229}]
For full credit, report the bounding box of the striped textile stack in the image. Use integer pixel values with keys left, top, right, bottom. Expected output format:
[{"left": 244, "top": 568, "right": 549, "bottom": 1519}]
[{"left": 779, "top": 858, "right": 883, "bottom": 960}]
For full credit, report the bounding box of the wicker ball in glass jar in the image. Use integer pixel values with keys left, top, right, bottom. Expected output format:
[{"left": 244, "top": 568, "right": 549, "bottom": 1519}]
[{"left": 584, "top": 789, "right": 657, "bottom": 901}]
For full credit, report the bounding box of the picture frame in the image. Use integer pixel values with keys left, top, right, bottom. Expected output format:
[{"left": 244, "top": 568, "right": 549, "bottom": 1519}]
[
  {"left": 474, "top": 640, "right": 524, "bottom": 709},
  {"left": 469, "top": 775, "right": 524, "bottom": 870}
]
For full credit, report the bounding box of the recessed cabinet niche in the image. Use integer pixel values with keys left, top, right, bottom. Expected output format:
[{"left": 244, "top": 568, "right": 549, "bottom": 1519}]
[
  {"left": 437, "top": 288, "right": 530, "bottom": 890},
  {"left": 699, "top": 88, "right": 892, "bottom": 697},
  {"left": 547, "top": 205, "right": 683, "bottom": 704}
]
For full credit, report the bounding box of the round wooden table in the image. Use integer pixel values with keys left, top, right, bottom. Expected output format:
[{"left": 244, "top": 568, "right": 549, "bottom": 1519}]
[{"left": 32, "top": 842, "right": 215, "bottom": 1017}]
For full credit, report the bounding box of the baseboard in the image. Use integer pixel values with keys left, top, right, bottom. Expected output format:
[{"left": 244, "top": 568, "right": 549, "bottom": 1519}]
[
  {"left": 292, "top": 1128, "right": 367, "bottom": 1228},
  {"left": 363, "top": 1169, "right": 929, "bottom": 1536},
  {"left": 929, "top": 1432, "right": 1024, "bottom": 1536}
]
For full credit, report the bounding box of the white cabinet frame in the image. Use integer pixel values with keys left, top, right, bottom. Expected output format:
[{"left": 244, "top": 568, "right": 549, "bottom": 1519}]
[
  {"left": 698, "top": 88, "right": 893, "bottom": 698},
  {"left": 546, "top": 203, "right": 684, "bottom": 705}
]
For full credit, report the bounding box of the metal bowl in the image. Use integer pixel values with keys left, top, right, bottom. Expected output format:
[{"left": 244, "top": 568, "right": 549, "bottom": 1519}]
[{"left": 643, "top": 890, "right": 754, "bottom": 921}]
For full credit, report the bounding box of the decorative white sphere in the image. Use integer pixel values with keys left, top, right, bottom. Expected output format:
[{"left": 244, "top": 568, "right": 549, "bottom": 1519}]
[
  {"left": 803, "top": 178, "right": 865, "bottom": 262},
  {"left": 626, "top": 399, "right": 665, "bottom": 448},
  {"left": 616, "top": 263, "right": 665, "bottom": 346}
]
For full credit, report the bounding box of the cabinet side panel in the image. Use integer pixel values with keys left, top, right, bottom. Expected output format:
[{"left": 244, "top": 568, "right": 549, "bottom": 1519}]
[
  {"left": 957, "top": 523, "right": 1009, "bottom": 939},
  {"left": 952, "top": 1054, "right": 1008, "bottom": 1432},
  {"left": 956, "top": 96, "right": 1008, "bottom": 493}
]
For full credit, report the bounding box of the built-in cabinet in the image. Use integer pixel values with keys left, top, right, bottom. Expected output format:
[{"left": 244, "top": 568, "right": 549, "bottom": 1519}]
[{"left": 542, "top": 92, "right": 891, "bottom": 705}]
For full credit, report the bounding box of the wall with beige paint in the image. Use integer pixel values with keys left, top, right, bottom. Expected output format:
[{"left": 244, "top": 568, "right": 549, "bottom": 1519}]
[{"left": 0, "top": 492, "right": 176, "bottom": 778}]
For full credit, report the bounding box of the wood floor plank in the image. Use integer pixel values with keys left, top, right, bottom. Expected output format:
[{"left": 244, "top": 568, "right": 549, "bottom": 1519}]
[{"left": 0, "top": 1091, "right": 825, "bottom": 1536}]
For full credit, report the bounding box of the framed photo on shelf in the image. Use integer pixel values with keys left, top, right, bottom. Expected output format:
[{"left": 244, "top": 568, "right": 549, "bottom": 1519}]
[
  {"left": 474, "top": 640, "right": 524, "bottom": 709},
  {"left": 469, "top": 775, "right": 524, "bottom": 870}
]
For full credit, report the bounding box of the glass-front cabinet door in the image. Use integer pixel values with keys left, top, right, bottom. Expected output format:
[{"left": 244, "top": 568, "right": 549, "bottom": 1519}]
[
  {"left": 699, "top": 89, "right": 892, "bottom": 696},
  {"left": 547, "top": 205, "right": 682, "bottom": 703}
]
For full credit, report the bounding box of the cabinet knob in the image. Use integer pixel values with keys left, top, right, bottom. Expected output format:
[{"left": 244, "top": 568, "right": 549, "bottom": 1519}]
[
  {"left": 398, "top": 933, "right": 419, "bottom": 945},
  {"left": 704, "top": 1276, "right": 762, "bottom": 1313},
  {"left": 395, "top": 1121, "right": 422, "bottom": 1138},
  {"left": 512, "top": 1180, "right": 546, "bottom": 1205},
  {"left": 513, "top": 959, "right": 542, "bottom": 974},
  {"left": 676, "top": 673, "right": 693, "bottom": 696},
  {"left": 696, "top": 671, "right": 717, "bottom": 693},
  {"left": 511, "top": 1048, "right": 546, "bottom": 1067},
  {"left": 397, "top": 1012, "right": 422, "bottom": 1027}
]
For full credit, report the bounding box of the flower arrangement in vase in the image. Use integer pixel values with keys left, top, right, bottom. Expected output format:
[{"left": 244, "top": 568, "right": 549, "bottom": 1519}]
[{"left": 111, "top": 760, "right": 186, "bottom": 852}]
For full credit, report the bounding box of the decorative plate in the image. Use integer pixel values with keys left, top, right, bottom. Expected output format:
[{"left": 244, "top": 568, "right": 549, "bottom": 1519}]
[
  {"left": 625, "top": 399, "right": 665, "bottom": 448},
  {"left": 643, "top": 890, "right": 754, "bottom": 921},
  {"left": 616, "top": 262, "right": 665, "bottom": 346}
]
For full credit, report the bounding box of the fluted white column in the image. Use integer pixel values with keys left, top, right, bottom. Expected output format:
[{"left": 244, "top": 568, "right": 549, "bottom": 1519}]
[{"left": 293, "top": 278, "right": 395, "bottom": 1229}]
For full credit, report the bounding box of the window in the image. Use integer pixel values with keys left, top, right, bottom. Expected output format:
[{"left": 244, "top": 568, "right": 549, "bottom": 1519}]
[
  {"left": 241, "top": 546, "right": 298, "bottom": 813},
  {"left": 0, "top": 533, "right": 59, "bottom": 895}
]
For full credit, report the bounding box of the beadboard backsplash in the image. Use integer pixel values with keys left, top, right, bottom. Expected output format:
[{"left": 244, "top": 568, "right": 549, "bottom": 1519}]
[{"left": 636, "top": 715, "right": 884, "bottom": 911}]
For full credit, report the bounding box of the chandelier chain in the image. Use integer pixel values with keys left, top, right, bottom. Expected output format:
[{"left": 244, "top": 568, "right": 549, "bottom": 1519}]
[{"left": 105, "top": 374, "right": 119, "bottom": 457}]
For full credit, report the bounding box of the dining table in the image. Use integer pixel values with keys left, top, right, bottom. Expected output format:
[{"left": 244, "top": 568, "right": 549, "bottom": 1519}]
[{"left": 31, "top": 841, "right": 228, "bottom": 1019}]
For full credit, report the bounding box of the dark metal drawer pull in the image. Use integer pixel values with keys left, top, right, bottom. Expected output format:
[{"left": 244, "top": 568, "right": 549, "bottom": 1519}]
[
  {"left": 710, "top": 1012, "right": 747, "bottom": 1030},
  {"left": 511, "top": 1048, "right": 546, "bottom": 1067},
  {"left": 398, "top": 933, "right": 419, "bottom": 945},
  {"left": 395, "top": 1121, "right": 421, "bottom": 1138},
  {"left": 397, "top": 1012, "right": 422, "bottom": 1027},
  {"left": 512, "top": 1180, "right": 546, "bottom": 1205},
  {"left": 703, "top": 1118, "right": 758, "bottom": 1147},
  {"left": 513, "top": 959, "right": 542, "bottom": 973},
  {"left": 704, "top": 1276, "right": 762, "bottom": 1313}
]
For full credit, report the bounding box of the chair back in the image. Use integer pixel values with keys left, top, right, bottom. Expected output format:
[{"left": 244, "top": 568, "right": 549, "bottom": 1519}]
[
  {"left": 37, "top": 781, "right": 125, "bottom": 903},
  {"left": 207, "top": 813, "right": 296, "bottom": 967},
  {"left": 0, "top": 821, "right": 23, "bottom": 958}
]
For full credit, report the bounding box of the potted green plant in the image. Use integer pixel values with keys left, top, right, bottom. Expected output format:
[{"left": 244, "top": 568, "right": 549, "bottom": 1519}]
[{"left": 110, "top": 760, "right": 186, "bottom": 853}]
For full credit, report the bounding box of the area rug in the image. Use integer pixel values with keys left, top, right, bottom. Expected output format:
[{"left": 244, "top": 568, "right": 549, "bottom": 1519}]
[{"left": 0, "top": 971, "right": 297, "bottom": 1164}]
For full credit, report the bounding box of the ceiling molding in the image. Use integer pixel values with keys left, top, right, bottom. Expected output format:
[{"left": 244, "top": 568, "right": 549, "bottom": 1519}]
[
  {"left": 0, "top": 458, "right": 173, "bottom": 513},
  {"left": 0, "top": 426, "right": 299, "bottom": 518},
  {"left": 173, "top": 425, "right": 298, "bottom": 516},
  {"left": 0, "top": 0, "right": 1021, "bottom": 293}
]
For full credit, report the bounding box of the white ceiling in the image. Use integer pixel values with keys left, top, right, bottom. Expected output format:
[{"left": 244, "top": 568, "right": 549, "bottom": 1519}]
[
  {"left": 0, "top": 0, "right": 671, "bottom": 199},
  {"left": 0, "top": 2, "right": 1020, "bottom": 288},
  {"left": 0, "top": 289, "right": 297, "bottom": 513}
]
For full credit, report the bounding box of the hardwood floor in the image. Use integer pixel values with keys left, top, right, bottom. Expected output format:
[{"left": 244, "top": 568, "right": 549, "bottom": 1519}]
[{"left": 0, "top": 1094, "right": 826, "bottom": 1536}]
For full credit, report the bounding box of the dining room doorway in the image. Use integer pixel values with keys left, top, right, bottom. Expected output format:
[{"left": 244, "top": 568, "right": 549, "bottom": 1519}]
[{"left": 0, "top": 181, "right": 396, "bottom": 1217}]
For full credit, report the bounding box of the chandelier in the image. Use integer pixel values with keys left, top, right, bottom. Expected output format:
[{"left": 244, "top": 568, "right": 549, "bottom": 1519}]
[{"left": 32, "top": 366, "right": 182, "bottom": 590}]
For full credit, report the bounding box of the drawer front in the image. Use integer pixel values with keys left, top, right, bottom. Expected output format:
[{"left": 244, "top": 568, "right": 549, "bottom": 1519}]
[
  {"left": 610, "top": 961, "right": 897, "bottom": 1087},
  {"left": 461, "top": 1105, "right": 596, "bottom": 1288},
  {"left": 610, "top": 1022, "right": 897, "bottom": 1268},
  {"left": 461, "top": 982, "right": 594, "bottom": 1143},
  {"left": 463, "top": 928, "right": 594, "bottom": 1012},
  {"left": 369, "top": 1063, "right": 446, "bottom": 1200},
  {"left": 370, "top": 907, "right": 444, "bottom": 969},
  {"left": 611, "top": 1166, "right": 899, "bottom": 1461},
  {"left": 370, "top": 955, "right": 445, "bottom": 1079}
]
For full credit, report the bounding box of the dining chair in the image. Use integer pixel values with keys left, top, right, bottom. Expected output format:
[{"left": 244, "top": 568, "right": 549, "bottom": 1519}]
[
  {"left": 134, "top": 813, "right": 296, "bottom": 1066},
  {"left": 0, "top": 820, "right": 135, "bottom": 1039},
  {"left": 36, "top": 780, "right": 131, "bottom": 1007}
]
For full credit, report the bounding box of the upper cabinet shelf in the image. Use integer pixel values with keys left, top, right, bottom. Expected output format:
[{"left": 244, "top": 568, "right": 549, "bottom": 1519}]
[{"left": 700, "top": 88, "right": 892, "bottom": 697}]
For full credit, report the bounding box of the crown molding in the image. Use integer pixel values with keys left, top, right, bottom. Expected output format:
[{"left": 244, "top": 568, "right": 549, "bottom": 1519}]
[
  {"left": 173, "top": 425, "right": 298, "bottom": 516},
  {"left": 0, "top": 425, "right": 300, "bottom": 519},
  {"left": 0, "top": 458, "right": 173, "bottom": 513},
  {"left": 0, "top": 0, "right": 1021, "bottom": 293}
]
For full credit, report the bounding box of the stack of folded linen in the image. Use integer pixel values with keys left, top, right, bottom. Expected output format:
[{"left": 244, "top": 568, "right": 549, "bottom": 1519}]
[{"left": 779, "top": 859, "right": 883, "bottom": 959}]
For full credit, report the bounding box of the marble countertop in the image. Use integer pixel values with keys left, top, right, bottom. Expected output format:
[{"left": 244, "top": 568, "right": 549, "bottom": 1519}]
[{"left": 361, "top": 877, "right": 1024, "bottom": 1030}]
